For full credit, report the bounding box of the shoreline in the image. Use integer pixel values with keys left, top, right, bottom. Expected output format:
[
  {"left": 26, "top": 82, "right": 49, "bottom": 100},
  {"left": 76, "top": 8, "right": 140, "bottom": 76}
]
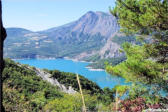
[
  {"left": 63, "top": 57, "right": 93, "bottom": 63},
  {"left": 11, "top": 57, "right": 104, "bottom": 71},
  {"left": 12, "top": 57, "right": 56, "bottom": 60}
]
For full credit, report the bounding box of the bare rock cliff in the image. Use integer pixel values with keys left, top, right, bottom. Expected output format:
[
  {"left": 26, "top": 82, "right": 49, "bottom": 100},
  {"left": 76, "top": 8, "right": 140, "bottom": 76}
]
[{"left": 34, "top": 68, "right": 77, "bottom": 94}]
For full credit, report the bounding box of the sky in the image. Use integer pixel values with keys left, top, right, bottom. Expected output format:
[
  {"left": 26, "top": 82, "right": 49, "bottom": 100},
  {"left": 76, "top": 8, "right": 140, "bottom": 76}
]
[{"left": 2, "top": 0, "right": 116, "bottom": 31}]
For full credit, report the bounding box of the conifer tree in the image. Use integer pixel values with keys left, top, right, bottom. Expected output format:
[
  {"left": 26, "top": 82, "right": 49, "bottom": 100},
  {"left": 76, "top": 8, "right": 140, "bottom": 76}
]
[{"left": 107, "top": 0, "right": 168, "bottom": 104}]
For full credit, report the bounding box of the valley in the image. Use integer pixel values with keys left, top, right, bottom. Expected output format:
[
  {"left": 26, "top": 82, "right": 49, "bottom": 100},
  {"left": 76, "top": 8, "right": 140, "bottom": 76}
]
[
  {"left": 4, "top": 11, "right": 138, "bottom": 70},
  {"left": 16, "top": 58, "right": 128, "bottom": 89},
  {"left": 2, "top": 0, "right": 168, "bottom": 111},
  {"left": 4, "top": 11, "right": 121, "bottom": 60}
]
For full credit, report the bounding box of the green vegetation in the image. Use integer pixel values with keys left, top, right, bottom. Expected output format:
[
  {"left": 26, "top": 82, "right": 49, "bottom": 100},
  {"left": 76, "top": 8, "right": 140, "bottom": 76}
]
[
  {"left": 3, "top": 0, "right": 168, "bottom": 111},
  {"left": 106, "top": 0, "right": 168, "bottom": 110},
  {"left": 44, "top": 69, "right": 103, "bottom": 95},
  {"left": 112, "top": 34, "right": 137, "bottom": 45},
  {"left": 85, "top": 34, "right": 140, "bottom": 69},
  {"left": 3, "top": 59, "right": 62, "bottom": 111},
  {"left": 87, "top": 56, "right": 126, "bottom": 69},
  {"left": 5, "top": 31, "right": 106, "bottom": 59},
  {"left": 83, "top": 54, "right": 101, "bottom": 62},
  {"left": 3, "top": 59, "right": 118, "bottom": 111}
]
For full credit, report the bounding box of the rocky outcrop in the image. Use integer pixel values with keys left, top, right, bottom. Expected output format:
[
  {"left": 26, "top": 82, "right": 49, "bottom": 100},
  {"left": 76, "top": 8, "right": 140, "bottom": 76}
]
[
  {"left": 71, "top": 11, "right": 119, "bottom": 37},
  {"left": 17, "top": 63, "right": 77, "bottom": 94},
  {"left": 99, "top": 33, "right": 124, "bottom": 59},
  {"left": 34, "top": 68, "right": 77, "bottom": 94},
  {"left": 74, "top": 33, "right": 124, "bottom": 60}
]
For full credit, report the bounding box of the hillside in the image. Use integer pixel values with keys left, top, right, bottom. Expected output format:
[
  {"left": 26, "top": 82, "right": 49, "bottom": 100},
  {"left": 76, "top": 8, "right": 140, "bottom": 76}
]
[
  {"left": 3, "top": 59, "right": 163, "bottom": 111},
  {"left": 3, "top": 59, "right": 116, "bottom": 111},
  {"left": 4, "top": 11, "right": 121, "bottom": 60},
  {"left": 85, "top": 34, "right": 140, "bottom": 69}
]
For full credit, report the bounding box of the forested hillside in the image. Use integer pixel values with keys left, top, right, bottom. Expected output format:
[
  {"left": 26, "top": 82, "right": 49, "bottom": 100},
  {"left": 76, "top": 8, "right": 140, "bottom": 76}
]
[
  {"left": 2, "top": 59, "right": 117, "bottom": 111},
  {"left": 3, "top": 59, "right": 167, "bottom": 111},
  {"left": 46, "top": 69, "right": 103, "bottom": 94}
]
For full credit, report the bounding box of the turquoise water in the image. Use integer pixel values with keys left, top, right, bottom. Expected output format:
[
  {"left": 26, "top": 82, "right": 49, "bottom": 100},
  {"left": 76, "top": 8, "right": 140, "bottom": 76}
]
[{"left": 16, "top": 59, "right": 127, "bottom": 89}]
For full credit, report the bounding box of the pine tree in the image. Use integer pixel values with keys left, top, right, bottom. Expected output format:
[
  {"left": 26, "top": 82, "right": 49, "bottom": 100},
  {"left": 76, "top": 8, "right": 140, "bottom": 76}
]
[
  {"left": 107, "top": 0, "right": 168, "bottom": 106},
  {"left": 111, "top": 0, "right": 168, "bottom": 63}
]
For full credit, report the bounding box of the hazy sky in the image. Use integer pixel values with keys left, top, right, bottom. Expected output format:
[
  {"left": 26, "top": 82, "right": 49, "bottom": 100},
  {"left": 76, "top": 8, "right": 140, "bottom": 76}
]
[{"left": 2, "top": 0, "right": 116, "bottom": 31}]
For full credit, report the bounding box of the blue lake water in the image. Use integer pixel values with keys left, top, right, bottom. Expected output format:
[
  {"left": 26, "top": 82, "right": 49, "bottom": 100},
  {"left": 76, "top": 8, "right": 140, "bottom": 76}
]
[{"left": 16, "top": 59, "right": 127, "bottom": 89}]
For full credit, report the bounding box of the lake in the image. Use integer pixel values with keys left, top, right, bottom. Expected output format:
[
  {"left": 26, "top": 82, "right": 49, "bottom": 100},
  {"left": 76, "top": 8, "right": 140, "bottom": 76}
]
[{"left": 16, "top": 59, "right": 127, "bottom": 89}]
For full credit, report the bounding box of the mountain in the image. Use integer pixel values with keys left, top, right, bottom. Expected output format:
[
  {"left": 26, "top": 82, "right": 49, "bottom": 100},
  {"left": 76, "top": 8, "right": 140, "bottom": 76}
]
[
  {"left": 4, "top": 11, "right": 122, "bottom": 60},
  {"left": 43, "top": 11, "right": 119, "bottom": 38}
]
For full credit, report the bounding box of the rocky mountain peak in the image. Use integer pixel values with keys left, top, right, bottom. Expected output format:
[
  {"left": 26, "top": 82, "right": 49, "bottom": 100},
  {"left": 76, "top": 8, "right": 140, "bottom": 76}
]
[
  {"left": 5, "top": 11, "right": 121, "bottom": 60},
  {"left": 84, "top": 11, "right": 97, "bottom": 17},
  {"left": 72, "top": 11, "right": 119, "bottom": 37}
]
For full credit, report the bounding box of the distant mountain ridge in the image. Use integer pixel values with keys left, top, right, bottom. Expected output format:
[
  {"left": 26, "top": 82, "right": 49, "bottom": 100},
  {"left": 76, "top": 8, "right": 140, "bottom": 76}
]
[
  {"left": 43, "top": 11, "right": 119, "bottom": 37},
  {"left": 4, "top": 11, "right": 123, "bottom": 60}
]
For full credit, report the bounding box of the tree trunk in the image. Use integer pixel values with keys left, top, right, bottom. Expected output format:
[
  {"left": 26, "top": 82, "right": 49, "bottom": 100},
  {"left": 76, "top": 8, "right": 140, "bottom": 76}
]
[{"left": 0, "top": 0, "right": 7, "bottom": 111}]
